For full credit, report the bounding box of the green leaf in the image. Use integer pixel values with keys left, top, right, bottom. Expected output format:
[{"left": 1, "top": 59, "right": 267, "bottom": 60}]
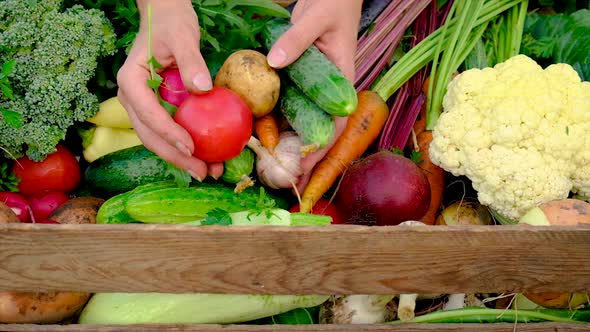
[
  {"left": 0, "top": 109, "right": 23, "bottom": 129},
  {"left": 159, "top": 98, "right": 178, "bottom": 116},
  {"left": 165, "top": 163, "right": 192, "bottom": 188},
  {"left": 409, "top": 150, "right": 423, "bottom": 164},
  {"left": 0, "top": 83, "right": 13, "bottom": 100},
  {"left": 0, "top": 161, "right": 20, "bottom": 192},
  {"left": 201, "top": 208, "right": 232, "bottom": 226},
  {"left": 1, "top": 59, "right": 16, "bottom": 76},
  {"left": 226, "top": 0, "right": 291, "bottom": 18},
  {"left": 147, "top": 56, "right": 163, "bottom": 69}
]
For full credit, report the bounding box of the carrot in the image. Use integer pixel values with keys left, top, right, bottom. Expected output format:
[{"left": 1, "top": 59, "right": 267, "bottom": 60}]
[
  {"left": 254, "top": 113, "right": 280, "bottom": 152},
  {"left": 416, "top": 130, "right": 445, "bottom": 225},
  {"left": 299, "top": 90, "right": 389, "bottom": 213}
]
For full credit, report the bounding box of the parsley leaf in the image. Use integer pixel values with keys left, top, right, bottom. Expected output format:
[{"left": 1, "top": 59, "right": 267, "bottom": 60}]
[
  {"left": 201, "top": 208, "right": 233, "bottom": 225},
  {"left": 0, "top": 109, "right": 23, "bottom": 129},
  {"left": 165, "top": 163, "right": 192, "bottom": 188}
]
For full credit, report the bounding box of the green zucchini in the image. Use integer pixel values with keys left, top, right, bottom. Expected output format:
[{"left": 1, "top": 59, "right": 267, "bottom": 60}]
[
  {"left": 124, "top": 181, "right": 288, "bottom": 224},
  {"left": 84, "top": 145, "right": 172, "bottom": 197},
  {"left": 262, "top": 18, "right": 358, "bottom": 117},
  {"left": 280, "top": 83, "right": 335, "bottom": 153}
]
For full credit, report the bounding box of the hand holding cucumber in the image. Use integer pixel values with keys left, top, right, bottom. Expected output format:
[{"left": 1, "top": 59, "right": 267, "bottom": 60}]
[{"left": 266, "top": 0, "right": 363, "bottom": 191}]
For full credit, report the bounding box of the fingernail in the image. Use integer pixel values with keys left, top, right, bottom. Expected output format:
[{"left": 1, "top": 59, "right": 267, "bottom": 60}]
[
  {"left": 188, "top": 170, "right": 202, "bottom": 182},
  {"left": 176, "top": 141, "right": 192, "bottom": 157},
  {"left": 192, "top": 73, "right": 212, "bottom": 91},
  {"left": 267, "top": 48, "right": 287, "bottom": 68}
]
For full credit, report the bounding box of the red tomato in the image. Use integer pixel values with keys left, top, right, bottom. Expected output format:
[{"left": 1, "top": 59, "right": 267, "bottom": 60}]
[
  {"left": 174, "top": 86, "right": 253, "bottom": 162},
  {"left": 290, "top": 199, "right": 345, "bottom": 224},
  {"left": 28, "top": 191, "right": 69, "bottom": 222},
  {"left": 13, "top": 144, "right": 81, "bottom": 195}
]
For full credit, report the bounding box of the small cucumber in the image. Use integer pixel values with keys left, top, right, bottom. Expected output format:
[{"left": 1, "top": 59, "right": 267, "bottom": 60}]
[
  {"left": 280, "top": 83, "right": 335, "bottom": 153},
  {"left": 262, "top": 18, "right": 358, "bottom": 117},
  {"left": 221, "top": 147, "right": 255, "bottom": 193}
]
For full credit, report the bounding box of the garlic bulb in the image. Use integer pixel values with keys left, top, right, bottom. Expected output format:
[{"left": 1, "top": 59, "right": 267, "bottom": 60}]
[{"left": 247, "top": 131, "right": 303, "bottom": 189}]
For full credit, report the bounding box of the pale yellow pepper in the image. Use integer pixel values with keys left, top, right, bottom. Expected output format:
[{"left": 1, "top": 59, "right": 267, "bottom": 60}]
[
  {"left": 79, "top": 126, "right": 143, "bottom": 163},
  {"left": 87, "top": 96, "right": 133, "bottom": 129}
]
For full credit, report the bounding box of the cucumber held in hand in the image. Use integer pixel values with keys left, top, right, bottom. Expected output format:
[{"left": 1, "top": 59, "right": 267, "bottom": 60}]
[
  {"left": 262, "top": 18, "right": 358, "bottom": 117},
  {"left": 280, "top": 83, "right": 335, "bottom": 155}
]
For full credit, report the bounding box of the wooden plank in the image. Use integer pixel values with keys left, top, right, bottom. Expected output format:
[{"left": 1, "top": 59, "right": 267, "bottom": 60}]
[
  {"left": 1, "top": 224, "right": 590, "bottom": 294},
  {"left": 1, "top": 323, "right": 588, "bottom": 332}
]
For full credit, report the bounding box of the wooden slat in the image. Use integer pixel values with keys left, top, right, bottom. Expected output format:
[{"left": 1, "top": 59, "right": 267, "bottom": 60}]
[
  {"left": 1, "top": 224, "right": 590, "bottom": 294},
  {"left": 0, "top": 323, "right": 588, "bottom": 332}
]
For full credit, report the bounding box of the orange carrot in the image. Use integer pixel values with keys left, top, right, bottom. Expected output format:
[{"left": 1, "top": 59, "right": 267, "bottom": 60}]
[
  {"left": 299, "top": 90, "right": 389, "bottom": 213},
  {"left": 254, "top": 113, "right": 280, "bottom": 152},
  {"left": 416, "top": 130, "right": 445, "bottom": 225}
]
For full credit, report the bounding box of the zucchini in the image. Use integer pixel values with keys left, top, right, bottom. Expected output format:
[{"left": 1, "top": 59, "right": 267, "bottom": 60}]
[
  {"left": 124, "top": 181, "right": 288, "bottom": 224},
  {"left": 262, "top": 18, "right": 358, "bottom": 117},
  {"left": 280, "top": 83, "right": 335, "bottom": 154},
  {"left": 84, "top": 145, "right": 173, "bottom": 197}
]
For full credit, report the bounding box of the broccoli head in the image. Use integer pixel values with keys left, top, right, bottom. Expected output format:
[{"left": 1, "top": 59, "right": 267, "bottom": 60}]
[{"left": 0, "top": 0, "right": 116, "bottom": 161}]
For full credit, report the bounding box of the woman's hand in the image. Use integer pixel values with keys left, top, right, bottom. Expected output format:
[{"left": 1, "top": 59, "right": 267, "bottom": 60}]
[
  {"left": 267, "top": 0, "right": 363, "bottom": 191},
  {"left": 116, "top": 0, "right": 223, "bottom": 181}
]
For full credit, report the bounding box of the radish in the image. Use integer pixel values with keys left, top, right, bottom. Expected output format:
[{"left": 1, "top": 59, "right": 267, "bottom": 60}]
[
  {"left": 334, "top": 150, "right": 431, "bottom": 226},
  {"left": 28, "top": 191, "right": 69, "bottom": 222},
  {"left": 158, "top": 68, "right": 190, "bottom": 107},
  {"left": 0, "top": 192, "right": 31, "bottom": 223}
]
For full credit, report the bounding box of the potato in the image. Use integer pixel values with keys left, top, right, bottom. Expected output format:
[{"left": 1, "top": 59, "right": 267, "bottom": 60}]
[
  {"left": 0, "top": 202, "right": 20, "bottom": 224},
  {"left": 0, "top": 292, "right": 91, "bottom": 324},
  {"left": 0, "top": 196, "right": 104, "bottom": 323},
  {"left": 214, "top": 49, "right": 280, "bottom": 118},
  {"left": 49, "top": 196, "right": 105, "bottom": 224}
]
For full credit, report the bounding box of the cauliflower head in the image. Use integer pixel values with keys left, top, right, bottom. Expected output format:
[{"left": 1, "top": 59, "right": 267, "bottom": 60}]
[{"left": 429, "top": 54, "right": 590, "bottom": 221}]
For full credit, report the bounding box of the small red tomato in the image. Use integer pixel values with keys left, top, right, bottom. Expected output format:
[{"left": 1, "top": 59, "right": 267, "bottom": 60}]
[
  {"left": 28, "top": 191, "right": 69, "bottom": 222},
  {"left": 290, "top": 199, "right": 345, "bottom": 224},
  {"left": 174, "top": 86, "right": 253, "bottom": 162},
  {"left": 13, "top": 144, "right": 81, "bottom": 195}
]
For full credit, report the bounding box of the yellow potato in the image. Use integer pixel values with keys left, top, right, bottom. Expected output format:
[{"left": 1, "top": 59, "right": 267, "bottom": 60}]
[{"left": 214, "top": 49, "right": 280, "bottom": 118}]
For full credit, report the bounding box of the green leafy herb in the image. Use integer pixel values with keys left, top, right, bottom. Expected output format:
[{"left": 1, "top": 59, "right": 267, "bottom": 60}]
[
  {"left": 165, "top": 163, "right": 192, "bottom": 188},
  {"left": 0, "top": 109, "right": 22, "bottom": 129},
  {"left": 201, "top": 208, "right": 233, "bottom": 225},
  {"left": 0, "top": 59, "right": 15, "bottom": 99},
  {"left": 0, "top": 161, "right": 20, "bottom": 192}
]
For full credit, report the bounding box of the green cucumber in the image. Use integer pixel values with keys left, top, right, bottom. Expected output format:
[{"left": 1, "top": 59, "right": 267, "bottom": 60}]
[
  {"left": 84, "top": 145, "right": 173, "bottom": 197},
  {"left": 221, "top": 147, "right": 255, "bottom": 193},
  {"left": 96, "top": 182, "right": 178, "bottom": 224},
  {"left": 262, "top": 18, "right": 358, "bottom": 117},
  {"left": 280, "top": 83, "right": 335, "bottom": 153},
  {"left": 123, "top": 181, "right": 288, "bottom": 224}
]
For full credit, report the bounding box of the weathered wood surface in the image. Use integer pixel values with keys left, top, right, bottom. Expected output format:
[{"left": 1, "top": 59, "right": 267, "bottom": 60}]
[
  {"left": 1, "top": 224, "right": 590, "bottom": 294},
  {"left": 1, "top": 323, "right": 588, "bottom": 332}
]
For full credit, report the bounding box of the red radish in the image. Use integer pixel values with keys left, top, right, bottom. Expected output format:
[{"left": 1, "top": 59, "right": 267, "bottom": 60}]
[
  {"left": 28, "top": 191, "right": 69, "bottom": 222},
  {"left": 13, "top": 144, "right": 81, "bottom": 195},
  {"left": 0, "top": 192, "right": 31, "bottom": 223},
  {"left": 334, "top": 151, "right": 431, "bottom": 226},
  {"left": 174, "top": 86, "right": 253, "bottom": 162},
  {"left": 158, "top": 68, "right": 190, "bottom": 107},
  {"left": 290, "top": 199, "right": 345, "bottom": 224}
]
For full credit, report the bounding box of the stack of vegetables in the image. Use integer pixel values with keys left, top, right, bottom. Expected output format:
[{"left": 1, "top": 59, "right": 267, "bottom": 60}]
[{"left": 1, "top": 0, "right": 590, "bottom": 327}]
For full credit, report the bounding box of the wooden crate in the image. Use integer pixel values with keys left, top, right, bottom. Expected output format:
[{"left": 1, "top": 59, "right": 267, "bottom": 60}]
[{"left": 1, "top": 223, "right": 590, "bottom": 331}]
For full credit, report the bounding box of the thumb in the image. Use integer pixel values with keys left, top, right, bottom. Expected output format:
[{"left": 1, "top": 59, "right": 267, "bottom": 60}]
[
  {"left": 267, "top": 15, "right": 324, "bottom": 69},
  {"left": 172, "top": 37, "right": 212, "bottom": 93}
]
